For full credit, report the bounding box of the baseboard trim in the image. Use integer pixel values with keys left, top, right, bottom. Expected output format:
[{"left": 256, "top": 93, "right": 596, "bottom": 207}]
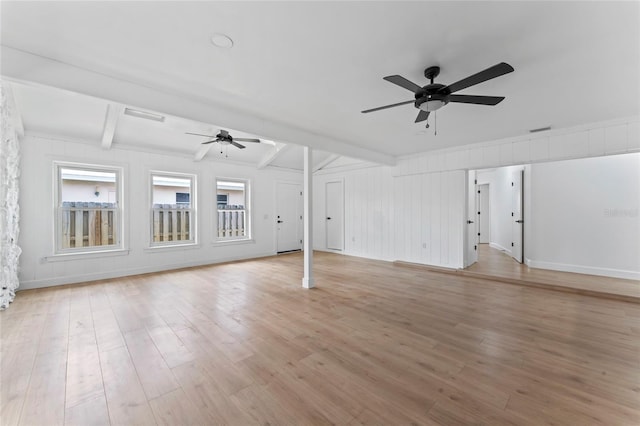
[
  {"left": 396, "top": 260, "right": 639, "bottom": 303},
  {"left": 393, "top": 260, "right": 459, "bottom": 273},
  {"left": 527, "top": 260, "right": 640, "bottom": 281},
  {"left": 489, "top": 242, "right": 511, "bottom": 254},
  {"left": 18, "top": 251, "right": 276, "bottom": 291}
]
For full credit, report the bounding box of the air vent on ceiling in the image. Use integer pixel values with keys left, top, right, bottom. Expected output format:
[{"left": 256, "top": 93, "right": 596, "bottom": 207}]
[
  {"left": 529, "top": 126, "right": 551, "bottom": 133},
  {"left": 124, "top": 108, "right": 165, "bottom": 122}
]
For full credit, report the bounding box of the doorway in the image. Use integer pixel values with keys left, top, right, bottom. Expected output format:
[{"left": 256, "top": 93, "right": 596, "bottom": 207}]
[
  {"left": 276, "top": 182, "right": 303, "bottom": 253},
  {"left": 511, "top": 169, "right": 524, "bottom": 263},
  {"left": 469, "top": 166, "right": 525, "bottom": 270}
]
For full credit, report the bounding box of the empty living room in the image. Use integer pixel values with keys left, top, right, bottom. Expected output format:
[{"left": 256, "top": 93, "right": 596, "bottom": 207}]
[{"left": 1, "top": 2, "right": 639, "bottom": 425}]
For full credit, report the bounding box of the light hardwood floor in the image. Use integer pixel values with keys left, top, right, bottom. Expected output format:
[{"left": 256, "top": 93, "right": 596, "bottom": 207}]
[
  {"left": 466, "top": 244, "right": 640, "bottom": 301},
  {"left": 2, "top": 251, "right": 639, "bottom": 425}
]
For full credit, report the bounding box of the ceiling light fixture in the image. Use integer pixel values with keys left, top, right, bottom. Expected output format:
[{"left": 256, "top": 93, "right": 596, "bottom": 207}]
[
  {"left": 210, "top": 33, "right": 234, "bottom": 48},
  {"left": 418, "top": 93, "right": 448, "bottom": 112},
  {"left": 124, "top": 108, "right": 165, "bottom": 122}
]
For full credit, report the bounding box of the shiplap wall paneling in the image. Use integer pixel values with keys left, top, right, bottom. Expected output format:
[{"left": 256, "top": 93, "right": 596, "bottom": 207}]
[
  {"left": 428, "top": 173, "right": 442, "bottom": 266},
  {"left": 392, "top": 170, "right": 465, "bottom": 268},
  {"left": 395, "top": 117, "right": 639, "bottom": 177},
  {"left": 420, "top": 173, "right": 431, "bottom": 264}
]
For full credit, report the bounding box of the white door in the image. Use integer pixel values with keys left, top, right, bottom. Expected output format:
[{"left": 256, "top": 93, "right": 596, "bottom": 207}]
[
  {"left": 325, "top": 181, "right": 344, "bottom": 250},
  {"left": 465, "top": 171, "right": 478, "bottom": 267},
  {"left": 276, "top": 182, "right": 302, "bottom": 253},
  {"left": 511, "top": 170, "right": 524, "bottom": 263},
  {"left": 478, "top": 184, "right": 490, "bottom": 244}
]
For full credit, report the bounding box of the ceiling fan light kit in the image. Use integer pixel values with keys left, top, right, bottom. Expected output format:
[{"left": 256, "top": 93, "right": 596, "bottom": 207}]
[{"left": 363, "top": 62, "right": 514, "bottom": 131}]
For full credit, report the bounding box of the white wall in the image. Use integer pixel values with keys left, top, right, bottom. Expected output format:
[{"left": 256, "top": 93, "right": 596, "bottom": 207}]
[
  {"left": 314, "top": 166, "right": 395, "bottom": 262},
  {"left": 19, "top": 116, "right": 640, "bottom": 287},
  {"left": 18, "top": 135, "right": 302, "bottom": 289},
  {"left": 527, "top": 153, "right": 640, "bottom": 279},
  {"left": 396, "top": 117, "right": 639, "bottom": 176},
  {"left": 314, "top": 117, "right": 639, "bottom": 278},
  {"left": 314, "top": 166, "right": 466, "bottom": 269}
]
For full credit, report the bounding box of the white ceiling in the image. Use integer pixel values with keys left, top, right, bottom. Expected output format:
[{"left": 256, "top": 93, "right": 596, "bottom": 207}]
[
  {"left": 11, "top": 82, "right": 338, "bottom": 170},
  {"left": 2, "top": 1, "right": 639, "bottom": 166}
]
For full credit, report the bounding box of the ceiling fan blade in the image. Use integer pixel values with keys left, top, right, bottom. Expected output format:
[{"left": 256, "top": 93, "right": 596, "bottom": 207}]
[
  {"left": 445, "top": 62, "right": 514, "bottom": 94},
  {"left": 449, "top": 94, "right": 506, "bottom": 105},
  {"left": 219, "top": 130, "right": 229, "bottom": 137},
  {"left": 362, "top": 100, "right": 414, "bottom": 114},
  {"left": 186, "top": 132, "right": 215, "bottom": 138},
  {"left": 201, "top": 139, "right": 219, "bottom": 144},
  {"left": 234, "top": 138, "right": 261, "bottom": 143},
  {"left": 383, "top": 75, "right": 422, "bottom": 93},
  {"left": 231, "top": 141, "right": 246, "bottom": 149},
  {"left": 415, "top": 110, "right": 430, "bottom": 123}
]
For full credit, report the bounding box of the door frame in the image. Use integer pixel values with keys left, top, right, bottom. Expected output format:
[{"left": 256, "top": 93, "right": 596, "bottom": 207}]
[
  {"left": 463, "top": 170, "right": 478, "bottom": 267},
  {"left": 511, "top": 169, "right": 524, "bottom": 263},
  {"left": 477, "top": 183, "right": 491, "bottom": 244}
]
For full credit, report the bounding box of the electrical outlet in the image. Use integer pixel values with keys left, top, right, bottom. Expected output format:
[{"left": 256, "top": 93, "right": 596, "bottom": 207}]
[
  {"left": 422, "top": 243, "right": 427, "bottom": 249},
  {"left": 351, "top": 237, "right": 355, "bottom": 242}
]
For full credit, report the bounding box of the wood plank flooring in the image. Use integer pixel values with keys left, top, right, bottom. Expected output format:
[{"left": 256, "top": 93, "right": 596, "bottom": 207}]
[
  {"left": 466, "top": 244, "right": 640, "bottom": 301},
  {"left": 2, "top": 251, "right": 639, "bottom": 425}
]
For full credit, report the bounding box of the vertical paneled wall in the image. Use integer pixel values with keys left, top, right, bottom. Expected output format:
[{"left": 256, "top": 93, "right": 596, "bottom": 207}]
[
  {"left": 314, "top": 116, "right": 638, "bottom": 273},
  {"left": 315, "top": 166, "right": 395, "bottom": 262},
  {"left": 395, "top": 117, "right": 638, "bottom": 175},
  {"left": 314, "top": 166, "right": 466, "bottom": 269},
  {"left": 393, "top": 171, "right": 465, "bottom": 268}
]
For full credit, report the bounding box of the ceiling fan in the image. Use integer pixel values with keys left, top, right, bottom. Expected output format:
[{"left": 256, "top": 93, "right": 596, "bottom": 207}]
[
  {"left": 362, "top": 62, "right": 514, "bottom": 128},
  {"left": 185, "top": 129, "right": 261, "bottom": 149}
]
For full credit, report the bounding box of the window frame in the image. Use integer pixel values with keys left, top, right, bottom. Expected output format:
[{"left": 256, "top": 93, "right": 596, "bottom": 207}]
[
  {"left": 148, "top": 170, "right": 197, "bottom": 248},
  {"left": 53, "top": 161, "right": 124, "bottom": 255},
  {"left": 215, "top": 177, "right": 251, "bottom": 243}
]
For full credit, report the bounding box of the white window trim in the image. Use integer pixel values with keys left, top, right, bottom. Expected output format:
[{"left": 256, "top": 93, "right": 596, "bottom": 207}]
[
  {"left": 45, "top": 249, "right": 130, "bottom": 262},
  {"left": 215, "top": 177, "right": 251, "bottom": 242},
  {"left": 53, "top": 161, "right": 125, "bottom": 255},
  {"left": 148, "top": 170, "right": 197, "bottom": 248}
]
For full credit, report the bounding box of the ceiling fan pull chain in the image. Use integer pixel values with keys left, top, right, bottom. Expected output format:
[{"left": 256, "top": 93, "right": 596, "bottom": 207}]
[{"left": 434, "top": 111, "right": 437, "bottom": 136}]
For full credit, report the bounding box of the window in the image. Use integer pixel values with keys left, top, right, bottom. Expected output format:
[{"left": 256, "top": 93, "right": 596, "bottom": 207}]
[
  {"left": 55, "top": 163, "right": 122, "bottom": 253},
  {"left": 216, "top": 179, "right": 249, "bottom": 241},
  {"left": 151, "top": 172, "right": 196, "bottom": 246},
  {"left": 176, "top": 192, "right": 190, "bottom": 204}
]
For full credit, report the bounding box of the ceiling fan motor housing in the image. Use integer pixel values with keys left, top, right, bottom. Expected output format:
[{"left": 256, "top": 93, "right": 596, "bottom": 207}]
[
  {"left": 217, "top": 132, "right": 233, "bottom": 142},
  {"left": 415, "top": 83, "right": 450, "bottom": 111}
]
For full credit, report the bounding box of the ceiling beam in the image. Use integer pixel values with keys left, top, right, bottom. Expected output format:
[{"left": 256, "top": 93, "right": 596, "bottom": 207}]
[
  {"left": 193, "top": 144, "right": 212, "bottom": 162},
  {"left": 257, "top": 143, "right": 290, "bottom": 169},
  {"left": 101, "top": 103, "right": 124, "bottom": 149},
  {"left": 1, "top": 46, "right": 396, "bottom": 166},
  {"left": 313, "top": 153, "right": 340, "bottom": 172}
]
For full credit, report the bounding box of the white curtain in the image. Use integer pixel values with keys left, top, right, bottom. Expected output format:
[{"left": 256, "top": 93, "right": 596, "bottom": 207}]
[{"left": 0, "top": 82, "right": 22, "bottom": 310}]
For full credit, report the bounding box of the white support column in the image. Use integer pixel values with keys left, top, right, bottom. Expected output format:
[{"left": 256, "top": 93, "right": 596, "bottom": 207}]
[{"left": 302, "top": 146, "right": 315, "bottom": 289}]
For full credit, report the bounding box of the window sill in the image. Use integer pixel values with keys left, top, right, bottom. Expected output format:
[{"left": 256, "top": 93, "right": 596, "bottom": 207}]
[
  {"left": 144, "top": 243, "right": 200, "bottom": 253},
  {"left": 212, "top": 238, "right": 255, "bottom": 246},
  {"left": 45, "top": 248, "right": 129, "bottom": 263}
]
